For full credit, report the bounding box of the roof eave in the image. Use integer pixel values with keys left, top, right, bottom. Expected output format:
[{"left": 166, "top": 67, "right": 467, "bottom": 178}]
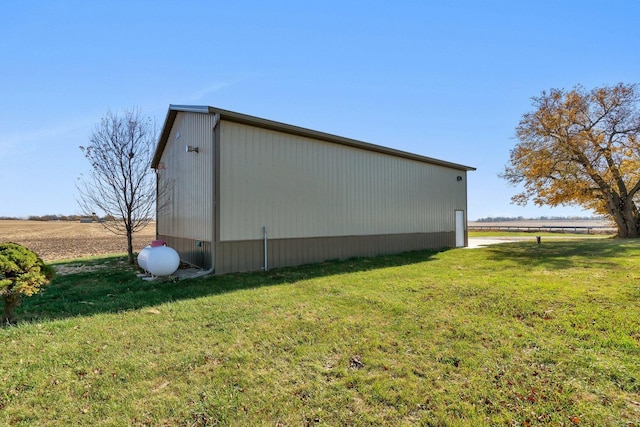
[{"left": 151, "top": 105, "right": 476, "bottom": 172}]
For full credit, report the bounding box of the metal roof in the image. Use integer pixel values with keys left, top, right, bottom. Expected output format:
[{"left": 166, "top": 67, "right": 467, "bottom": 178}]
[{"left": 151, "top": 104, "right": 476, "bottom": 172}]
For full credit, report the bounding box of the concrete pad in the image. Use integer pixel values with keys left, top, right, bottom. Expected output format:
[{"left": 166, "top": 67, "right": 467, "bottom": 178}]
[{"left": 466, "top": 236, "right": 535, "bottom": 249}]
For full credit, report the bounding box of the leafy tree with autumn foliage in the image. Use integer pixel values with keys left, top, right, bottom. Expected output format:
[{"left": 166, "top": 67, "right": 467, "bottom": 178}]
[{"left": 502, "top": 83, "right": 640, "bottom": 237}]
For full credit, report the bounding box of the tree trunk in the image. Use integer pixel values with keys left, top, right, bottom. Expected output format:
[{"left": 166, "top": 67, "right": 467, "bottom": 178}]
[
  {"left": 126, "top": 230, "right": 134, "bottom": 264},
  {"left": 612, "top": 204, "right": 640, "bottom": 238},
  {"left": 2, "top": 294, "right": 19, "bottom": 324}
]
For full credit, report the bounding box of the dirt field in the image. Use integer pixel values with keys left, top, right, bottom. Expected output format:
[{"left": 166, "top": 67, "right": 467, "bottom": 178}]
[{"left": 0, "top": 220, "right": 156, "bottom": 261}]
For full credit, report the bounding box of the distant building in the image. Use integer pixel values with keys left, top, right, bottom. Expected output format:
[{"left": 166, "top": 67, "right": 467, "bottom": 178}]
[{"left": 151, "top": 105, "right": 475, "bottom": 274}]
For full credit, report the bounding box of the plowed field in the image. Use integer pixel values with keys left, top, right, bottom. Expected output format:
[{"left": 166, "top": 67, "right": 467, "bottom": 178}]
[{"left": 0, "top": 220, "right": 156, "bottom": 261}]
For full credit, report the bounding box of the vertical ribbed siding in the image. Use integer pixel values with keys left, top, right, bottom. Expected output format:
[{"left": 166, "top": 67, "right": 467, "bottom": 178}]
[
  {"left": 219, "top": 121, "right": 466, "bottom": 242},
  {"left": 157, "top": 112, "right": 215, "bottom": 245},
  {"left": 157, "top": 234, "right": 212, "bottom": 270},
  {"left": 213, "top": 232, "right": 453, "bottom": 274}
]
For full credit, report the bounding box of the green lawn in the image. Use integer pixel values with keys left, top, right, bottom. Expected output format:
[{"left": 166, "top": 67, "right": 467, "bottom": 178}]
[{"left": 2, "top": 239, "right": 639, "bottom": 426}]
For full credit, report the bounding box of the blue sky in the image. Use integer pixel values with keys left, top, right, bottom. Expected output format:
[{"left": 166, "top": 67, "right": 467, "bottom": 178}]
[{"left": 2, "top": 0, "right": 639, "bottom": 219}]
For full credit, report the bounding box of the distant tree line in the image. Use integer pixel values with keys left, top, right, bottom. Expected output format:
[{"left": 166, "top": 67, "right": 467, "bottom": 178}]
[
  {"left": 0, "top": 214, "right": 118, "bottom": 222},
  {"left": 474, "top": 216, "right": 605, "bottom": 222},
  {"left": 29, "top": 215, "right": 85, "bottom": 221}
]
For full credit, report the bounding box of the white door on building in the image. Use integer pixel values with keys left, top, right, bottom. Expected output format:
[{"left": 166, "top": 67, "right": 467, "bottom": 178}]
[{"left": 455, "top": 210, "right": 465, "bottom": 247}]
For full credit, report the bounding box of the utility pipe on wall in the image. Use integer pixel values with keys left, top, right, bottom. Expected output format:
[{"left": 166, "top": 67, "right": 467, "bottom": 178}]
[{"left": 263, "top": 225, "right": 268, "bottom": 271}]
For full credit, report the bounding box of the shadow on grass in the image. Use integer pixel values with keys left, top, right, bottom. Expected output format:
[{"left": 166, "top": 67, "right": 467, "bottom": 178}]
[
  {"left": 16, "top": 249, "right": 444, "bottom": 323},
  {"left": 484, "top": 237, "right": 640, "bottom": 270}
]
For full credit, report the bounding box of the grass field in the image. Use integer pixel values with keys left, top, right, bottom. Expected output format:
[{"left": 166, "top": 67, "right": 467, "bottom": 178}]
[{"left": 1, "top": 232, "right": 639, "bottom": 425}]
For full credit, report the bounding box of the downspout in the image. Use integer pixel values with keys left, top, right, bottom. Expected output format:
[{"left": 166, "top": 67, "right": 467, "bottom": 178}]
[
  {"left": 263, "top": 225, "right": 268, "bottom": 271},
  {"left": 154, "top": 168, "right": 159, "bottom": 241}
]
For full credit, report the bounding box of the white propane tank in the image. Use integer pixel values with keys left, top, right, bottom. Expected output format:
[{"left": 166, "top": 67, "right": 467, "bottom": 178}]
[
  {"left": 145, "top": 245, "right": 180, "bottom": 276},
  {"left": 137, "top": 245, "right": 152, "bottom": 272}
]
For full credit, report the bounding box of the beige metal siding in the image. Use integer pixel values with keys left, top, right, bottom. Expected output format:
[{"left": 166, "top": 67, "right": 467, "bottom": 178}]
[
  {"left": 214, "top": 232, "right": 452, "bottom": 274},
  {"left": 157, "top": 112, "right": 215, "bottom": 242},
  {"left": 219, "top": 121, "right": 467, "bottom": 242}
]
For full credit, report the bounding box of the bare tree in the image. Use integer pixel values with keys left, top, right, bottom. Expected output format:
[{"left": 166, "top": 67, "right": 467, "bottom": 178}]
[{"left": 77, "top": 109, "right": 157, "bottom": 263}]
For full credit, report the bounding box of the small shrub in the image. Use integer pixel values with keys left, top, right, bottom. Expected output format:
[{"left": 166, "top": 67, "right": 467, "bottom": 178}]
[{"left": 0, "top": 242, "right": 55, "bottom": 324}]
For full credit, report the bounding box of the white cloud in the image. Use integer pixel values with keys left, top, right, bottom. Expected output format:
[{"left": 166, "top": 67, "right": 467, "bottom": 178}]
[{"left": 187, "top": 81, "right": 235, "bottom": 102}]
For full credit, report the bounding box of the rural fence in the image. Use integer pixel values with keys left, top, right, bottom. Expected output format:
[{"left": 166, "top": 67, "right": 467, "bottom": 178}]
[{"left": 468, "top": 225, "right": 616, "bottom": 234}]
